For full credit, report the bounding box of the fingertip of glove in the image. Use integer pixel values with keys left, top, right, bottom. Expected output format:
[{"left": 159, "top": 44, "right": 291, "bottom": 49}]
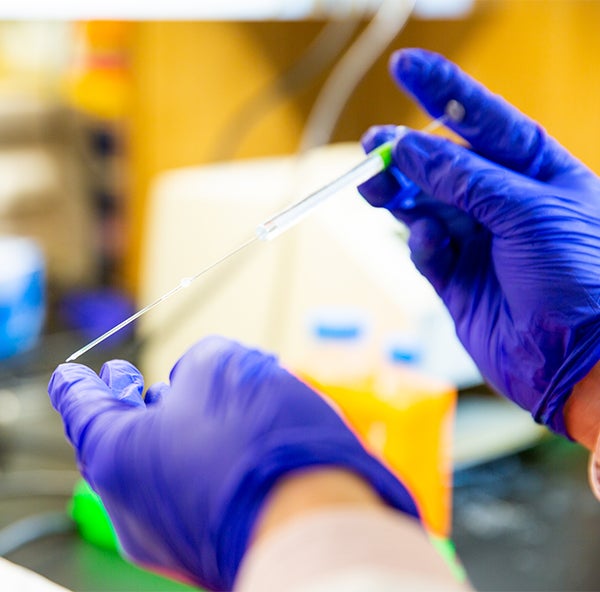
[
  {"left": 357, "top": 173, "right": 401, "bottom": 208},
  {"left": 144, "top": 382, "right": 170, "bottom": 406},
  {"left": 47, "top": 363, "right": 100, "bottom": 408},
  {"left": 390, "top": 48, "right": 439, "bottom": 87},
  {"left": 361, "top": 124, "right": 398, "bottom": 153},
  {"left": 390, "top": 49, "right": 460, "bottom": 124},
  {"left": 49, "top": 362, "right": 96, "bottom": 390},
  {"left": 194, "top": 335, "right": 242, "bottom": 358}
]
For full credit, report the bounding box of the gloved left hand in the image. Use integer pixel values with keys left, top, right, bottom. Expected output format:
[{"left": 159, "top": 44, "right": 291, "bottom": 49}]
[{"left": 48, "top": 336, "right": 417, "bottom": 591}]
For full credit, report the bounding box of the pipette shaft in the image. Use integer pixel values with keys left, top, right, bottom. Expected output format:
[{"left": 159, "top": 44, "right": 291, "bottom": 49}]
[
  {"left": 65, "top": 101, "right": 464, "bottom": 362},
  {"left": 256, "top": 141, "right": 393, "bottom": 241}
]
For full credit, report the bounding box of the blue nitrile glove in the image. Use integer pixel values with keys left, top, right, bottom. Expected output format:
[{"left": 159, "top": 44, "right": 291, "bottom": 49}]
[
  {"left": 48, "top": 336, "right": 418, "bottom": 591},
  {"left": 359, "top": 48, "right": 600, "bottom": 436}
]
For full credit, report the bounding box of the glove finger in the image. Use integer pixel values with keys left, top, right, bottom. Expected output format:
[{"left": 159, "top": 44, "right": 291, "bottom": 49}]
[
  {"left": 392, "top": 131, "right": 521, "bottom": 234},
  {"left": 407, "top": 216, "right": 456, "bottom": 295},
  {"left": 144, "top": 382, "right": 170, "bottom": 406},
  {"left": 391, "top": 48, "right": 582, "bottom": 181},
  {"left": 48, "top": 363, "right": 142, "bottom": 454},
  {"left": 361, "top": 124, "right": 399, "bottom": 154},
  {"left": 99, "top": 360, "right": 145, "bottom": 407},
  {"left": 358, "top": 126, "right": 402, "bottom": 207}
]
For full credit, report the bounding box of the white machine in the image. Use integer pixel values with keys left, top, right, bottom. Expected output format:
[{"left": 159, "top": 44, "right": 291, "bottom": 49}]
[{"left": 136, "top": 143, "right": 480, "bottom": 387}]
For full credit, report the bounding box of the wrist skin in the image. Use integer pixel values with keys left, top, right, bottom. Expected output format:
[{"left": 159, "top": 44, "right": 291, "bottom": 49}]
[
  {"left": 565, "top": 360, "right": 600, "bottom": 451},
  {"left": 238, "top": 468, "right": 469, "bottom": 592},
  {"left": 252, "top": 468, "right": 386, "bottom": 543}
]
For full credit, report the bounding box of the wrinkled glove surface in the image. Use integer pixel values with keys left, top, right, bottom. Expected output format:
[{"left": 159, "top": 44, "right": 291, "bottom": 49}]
[
  {"left": 359, "top": 48, "right": 600, "bottom": 435},
  {"left": 49, "top": 336, "right": 418, "bottom": 591}
]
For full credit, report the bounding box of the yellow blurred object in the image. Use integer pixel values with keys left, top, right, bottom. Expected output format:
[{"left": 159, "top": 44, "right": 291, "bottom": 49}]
[
  {"left": 64, "top": 21, "right": 132, "bottom": 119},
  {"left": 80, "top": 21, "right": 133, "bottom": 51},
  {"left": 66, "top": 68, "right": 131, "bottom": 120},
  {"left": 298, "top": 362, "right": 456, "bottom": 538}
]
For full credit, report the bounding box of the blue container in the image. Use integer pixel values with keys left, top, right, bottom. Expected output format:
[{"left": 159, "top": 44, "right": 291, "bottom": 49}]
[{"left": 0, "top": 237, "right": 45, "bottom": 359}]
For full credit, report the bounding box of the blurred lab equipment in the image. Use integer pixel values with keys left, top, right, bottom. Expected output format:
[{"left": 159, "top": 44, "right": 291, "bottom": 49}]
[
  {"left": 137, "top": 142, "right": 480, "bottom": 387},
  {"left": 295, "top": 309, "right": 457, "bottom": 540},
  {"left": 0, "top": 21, "right": 138, "bottom": 368},
  {"left": 0, "top": 23, "right": 96, "bottom": 291},
  {"left": 0, "top": 237, "right": 45, "bottom": 359},
  {"left": 0, "top": 97, "right": 95, "bottom": 291},
  {"left": 298, "top": 306, "right": 373, "bottom": 389},
  {"left": 64, "top": 22, "right": 133, "bottom": 286}
]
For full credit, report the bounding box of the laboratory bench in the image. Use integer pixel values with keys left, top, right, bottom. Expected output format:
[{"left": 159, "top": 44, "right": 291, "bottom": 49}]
[{"left": 0, "top": 335, "right": 599, "bottom": 592}]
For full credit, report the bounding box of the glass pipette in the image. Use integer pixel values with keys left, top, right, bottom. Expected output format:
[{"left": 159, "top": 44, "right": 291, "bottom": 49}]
[
  {"left": 255, "top": 140, "right": 395, "bottom": 241},
  {"left": 65, "top": 100, "right": 464, "bottom": 362}
]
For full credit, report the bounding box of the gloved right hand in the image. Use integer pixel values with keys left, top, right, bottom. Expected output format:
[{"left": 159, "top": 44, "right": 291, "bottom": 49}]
[
  {"left": 48, "top": 336, "right": 418, "bottom": 591},
  {"left": 359, "top": 48, "right": 600, "bottom": 436}
]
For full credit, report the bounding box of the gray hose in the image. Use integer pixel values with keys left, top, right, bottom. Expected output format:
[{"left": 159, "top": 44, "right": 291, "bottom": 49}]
[{"left": 299, "top": 0, "right": 416, "bottom": 152}]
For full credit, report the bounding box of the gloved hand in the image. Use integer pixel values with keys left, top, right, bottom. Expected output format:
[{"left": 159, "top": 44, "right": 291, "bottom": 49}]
[
  {"left": 48, "top": 336, "right": 417, "bottom": 591},
  {"left": 359, "top": 48, "right": 600, "bottom": 436}
]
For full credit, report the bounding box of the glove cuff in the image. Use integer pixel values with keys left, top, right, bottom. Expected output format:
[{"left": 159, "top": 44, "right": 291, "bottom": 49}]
[
  {"left": 535, "top": 330, "right": 600, "bottom": 436},
  {"left": 217, "top": 431, "right": 419, "bottom": 590}
]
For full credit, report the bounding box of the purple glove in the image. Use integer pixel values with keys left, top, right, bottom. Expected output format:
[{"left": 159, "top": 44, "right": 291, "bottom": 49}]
[
  {"left": 48, "top": 336, "right": 417, "bottom": 591},
  {"left": 359, "top": 48, "right": 600, "bottom": 436}
]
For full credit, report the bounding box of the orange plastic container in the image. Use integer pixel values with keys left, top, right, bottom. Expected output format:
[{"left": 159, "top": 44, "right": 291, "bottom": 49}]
[{"left": 298, "top": 360, "right": 456, "bottom": 538}]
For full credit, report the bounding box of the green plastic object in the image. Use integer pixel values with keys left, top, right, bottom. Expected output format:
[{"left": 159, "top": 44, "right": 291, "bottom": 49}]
[
  {"left": 373, "top": 140, "right": 394, "bottom": 169},
  {"left": 429, "top": 534, "right": 467, "bottom": 582},
  {"left": 68, "top": 478, "right": 119, "bottom": 551}
]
